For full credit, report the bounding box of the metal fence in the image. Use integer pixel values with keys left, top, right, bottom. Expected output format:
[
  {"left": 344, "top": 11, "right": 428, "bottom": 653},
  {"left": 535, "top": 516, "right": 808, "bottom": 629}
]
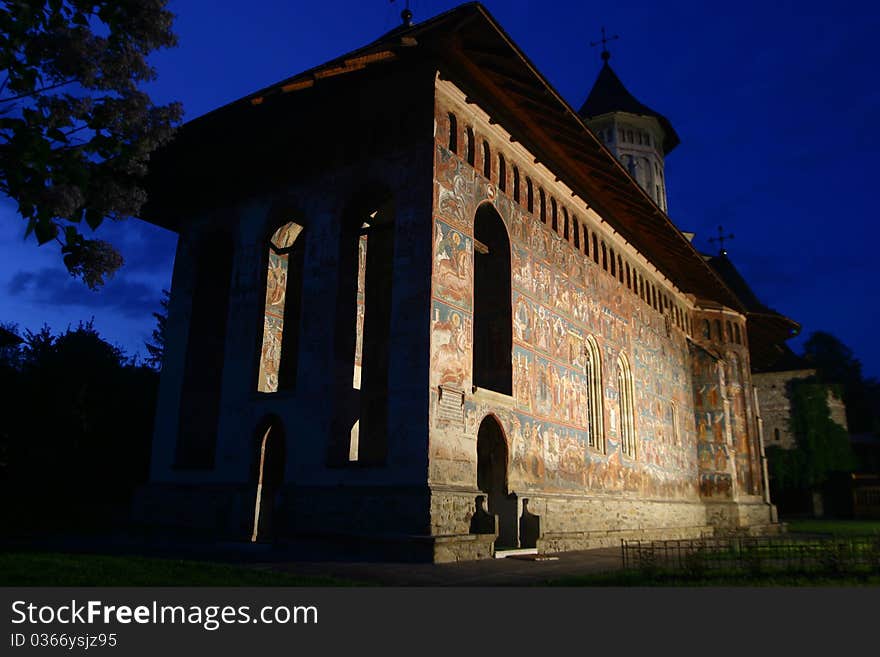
[{"left": 621, "top": 534, "right": 880, "bottom": 576}]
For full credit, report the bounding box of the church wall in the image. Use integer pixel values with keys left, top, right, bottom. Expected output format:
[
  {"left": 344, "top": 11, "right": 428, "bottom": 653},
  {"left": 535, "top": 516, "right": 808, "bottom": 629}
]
[
  {"left": 691, "top": 309, "right": 762, "bottom": 497},
  {"left": 428, "top": 78, "right": 707, "bottom": 544},
  {"left": 140, "top": 64, "right": 438, "bottom": 538}
]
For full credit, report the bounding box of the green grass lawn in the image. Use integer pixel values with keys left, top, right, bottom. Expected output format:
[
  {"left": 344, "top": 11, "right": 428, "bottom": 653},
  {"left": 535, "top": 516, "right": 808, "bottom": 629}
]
[
  {"left": 0, "top": 552, "right": 357, "bottom": 586},
  {"left": 786, "top": 518, "right": 880, "bottom": 535}
]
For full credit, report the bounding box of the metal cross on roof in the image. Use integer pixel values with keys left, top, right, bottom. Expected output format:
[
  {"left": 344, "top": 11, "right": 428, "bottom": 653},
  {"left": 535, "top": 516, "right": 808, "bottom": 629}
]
[
  {"left": 590, "top": 27, "right": 619, "bottom": 62},
  {"left": 708, "top": 225, "right": 735, "bottom": 255}
]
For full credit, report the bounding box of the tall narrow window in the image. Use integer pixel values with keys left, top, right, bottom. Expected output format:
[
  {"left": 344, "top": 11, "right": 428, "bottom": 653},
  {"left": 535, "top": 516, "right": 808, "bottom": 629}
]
[
  {"left": 714, "top": 319, "right": 722, "bottom": 341},
  {"left": 526, "top": 177, "right": 534, "bottom": 213},
  {"left": 473, "top": 204, "right": 512, "bottom": 395},
  {"left": 592, "top": 233, "right": 599, "bottom": 263},
  {"left": 671, "top": 402, "right": 679, "bottom": 445},
  {"left": 562, "top": 207, "right": 569, "bottom": 241},
  {"left": 498, "top": 153, "right": 506, "bottom": 192},
  {"left": 617, "top": 353, "right": 636, "bottom": 458},
  {"left": 176, "top": 232, "right": 234, "bottom": 469},
  {"left": 734, "top": 324, "right": 742, "bottom": 344},
  {"left": 601, "top": 241, "right": 608, "bottom": 271},
  {"left": 257, "top": 221, "right": 305, "bottom": 393},
  {"left": 551, "top": 198, "right": 558, "bottom": 232},
  {"left": 513, "top": 166, "right": 520, "bottom": 202},
  {"left": 625, "top": 262, "right": 631, "bottom": 289},
  {"left": 466, "top": 127, "right": 475, "bottom": 166},
  {"left": 609, "top": 247, "right": 616, "bottom": 276},
  {"left": 702, "top": 319, "right": 711, "bottom": 339},
  {"left": 617, "top": 255, "right": 624, "bottom": 283},
  {"left": 447, "top": 113, "right": 458, "bottom": 153},
  {"left": 572, "top": 216, "right": 580, "bottom": 249},
  {"left": 332, "top": 192, "right": 396, "bottom": 466},
  {"left": 585, "top": 336, "right": 604, "bottom": 451},
  {"left": 482, "top": 140, "right": 491, "bottom": 178},
  {"left": 539, "top": 189, "right": 546, "bottom": 223},
  {"left": 726, "top": 321, "right": 733, "bottom": 343}
]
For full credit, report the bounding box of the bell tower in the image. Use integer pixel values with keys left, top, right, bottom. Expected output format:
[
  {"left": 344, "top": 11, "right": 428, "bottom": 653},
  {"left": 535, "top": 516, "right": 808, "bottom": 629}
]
[{"left": 579, "top": 35, "right": 679, "bottom": 213}]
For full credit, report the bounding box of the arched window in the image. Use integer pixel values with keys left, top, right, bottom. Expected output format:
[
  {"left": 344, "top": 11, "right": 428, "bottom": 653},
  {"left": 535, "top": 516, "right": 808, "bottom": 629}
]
[
  {"left": 572, "top": 216, "right": 580, "bottom": 248},
  {"left": 609, "top": 247, "right": 616, "bottom": 276},
  {"left": 257, "top": 221, "right": 305, "bottom": 393},
  {"left": 585, "top": 336, "right": 604, "bottom": 451},
  {"left": 466, "top": 127, "right": 475, "bottom": 166},
  {"left": 176, "top": 231, "right": 234, "bottom": 469},
  {"left": 734, "top": 323, "right": 742, "bottom": 344},
  {"left": 601, "top": 241, "right": 608, "bottom": 271},
  {"left": 473, "top": 204, "right": 512, "bottom": 395},
  {"left": 332, "top": 189, "right": 396, "bottom": 465},
  {"left": 539, "top": 189, "right": 546, "bottom": 223},
  {"left": 625, "top": 262, "right": 631, "bottom": 289},
  {"left": 482, "top": 140, "right": 491, "bottom": 178},
  {"left": 526, "top": 177, "right": 534, "bottom": 213},
  {"left": 714, "top": 319, "right": 722, "bottom": 341},
  {"left": 447, "top": 113, "right": 458, "bottom": 153},
  {"left": 670, "top": 401, "right": 679, "bottom": 445},
  {"left": 550, "top": 197, "right": 558, "bottom": 232},
  {"left": 592, "top": 233, "right": 599, "bottom": 264},
  {"left": 562, "top": 207, "right": 569, "bottom": 241},
  {"left": 617, "top": 353, "right": 636, "bottom": 458},
  {"left": 617, "top": 255, "right": 624, "bottom": 283},
  {"left": 498, "top": 153, "right": 506, "bottom": 192},
  {"left": 726, "top": 321, "right": 733, "bottom": 343},
  {"left": 702, "top": 319, "right": 711, "bottom": 339},
  {"left": 483, "top": 139, "right": 492, "bottom": 180},
  {"left": 513, "top": 166, "right": 520, "bottom": 203},
  {"left": 774, "top": 428, "right": 781, "bottom": 442}
]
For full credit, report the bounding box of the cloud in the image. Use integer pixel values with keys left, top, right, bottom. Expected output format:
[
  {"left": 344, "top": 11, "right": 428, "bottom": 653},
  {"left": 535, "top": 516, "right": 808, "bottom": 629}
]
[{"left": 7, "top": 267, "right": 163, "bottom": 319}]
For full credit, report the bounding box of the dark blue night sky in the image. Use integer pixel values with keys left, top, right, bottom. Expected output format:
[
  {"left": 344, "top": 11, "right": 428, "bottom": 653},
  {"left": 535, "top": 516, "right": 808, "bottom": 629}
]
[{"left": 1, "top": 0, "right": 878, "bottom": 377}]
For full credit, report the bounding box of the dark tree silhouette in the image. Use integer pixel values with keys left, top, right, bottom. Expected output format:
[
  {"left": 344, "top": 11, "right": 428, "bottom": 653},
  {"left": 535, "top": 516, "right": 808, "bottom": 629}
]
[
  {"left": 0, "top": 320, "right": 158, "bottom": 534},
  {"left": 0, "top": 1, "right": 183, "bottom": 288},
  {"left": 145, "top": 288, "right": 168, "bottom": 370}
]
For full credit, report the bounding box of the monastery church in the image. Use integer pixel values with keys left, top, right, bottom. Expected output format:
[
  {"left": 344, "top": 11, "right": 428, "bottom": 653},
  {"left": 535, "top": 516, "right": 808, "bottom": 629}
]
[{"left": 137, "top": 3, "right": 795, "bottom": 561}]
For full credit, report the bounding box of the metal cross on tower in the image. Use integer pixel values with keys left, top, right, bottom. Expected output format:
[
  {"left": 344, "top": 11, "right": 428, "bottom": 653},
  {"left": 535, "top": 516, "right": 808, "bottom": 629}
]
[
  {"left": 590, "top": 27, "right": 619, "bottom": 62},
  {"left": 708, "top": 225, "right": 735, "bottom": 255}
]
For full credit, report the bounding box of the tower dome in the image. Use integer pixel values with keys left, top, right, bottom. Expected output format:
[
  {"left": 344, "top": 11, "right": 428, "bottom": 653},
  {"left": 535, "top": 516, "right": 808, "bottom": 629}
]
[{"left": 579, "top": 59, "right": 678, "bottom": 212}]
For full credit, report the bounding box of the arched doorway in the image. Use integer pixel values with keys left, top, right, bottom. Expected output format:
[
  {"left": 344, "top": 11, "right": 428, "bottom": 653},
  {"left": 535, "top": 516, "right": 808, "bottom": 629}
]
[
  {"left": 250, "top": 416, "right": 286, "bottom": 542},
  {"left": 476, "top": 415, "right": 518, "bottom": 548},
  {"left": 473, "top": 203, "right": 512, "bottom": 395}
]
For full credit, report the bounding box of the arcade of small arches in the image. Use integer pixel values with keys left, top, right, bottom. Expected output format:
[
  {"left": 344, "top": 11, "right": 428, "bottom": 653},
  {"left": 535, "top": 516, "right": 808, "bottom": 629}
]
[{"left": 445, "top": 110, "right": 694, "bottom": 338}]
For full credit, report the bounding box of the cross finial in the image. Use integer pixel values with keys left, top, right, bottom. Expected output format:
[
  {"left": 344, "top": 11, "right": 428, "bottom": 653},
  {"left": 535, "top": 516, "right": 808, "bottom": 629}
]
[
  {"left": 708, "top": 225, "right": 735, "bottom": 255},
  {"left": 590, "top": 27, "right": 619, "bottom": 63},
  {"left": 390, "top": 0, "right": 412, "bottom": 27}
]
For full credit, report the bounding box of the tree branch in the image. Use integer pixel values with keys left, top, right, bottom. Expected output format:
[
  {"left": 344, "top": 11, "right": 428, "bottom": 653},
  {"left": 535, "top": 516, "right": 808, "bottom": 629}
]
[{"left": 0, "top": 79, "right": 76, "bottom": 105}]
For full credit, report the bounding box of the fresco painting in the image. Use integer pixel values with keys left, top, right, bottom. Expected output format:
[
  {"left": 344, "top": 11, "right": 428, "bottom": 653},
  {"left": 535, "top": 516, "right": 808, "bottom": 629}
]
[
  {"left": 430, "top": 137, "right": 700, "bottom": 500},
  {"left": 257, "top": 222, "right": 304, "bottom": 393},
  {"left": 430, "top": 300, "right": 472, "bottom": 390},
  {"left": 433, "top": 220, "right": 473, "bottom": 311}
]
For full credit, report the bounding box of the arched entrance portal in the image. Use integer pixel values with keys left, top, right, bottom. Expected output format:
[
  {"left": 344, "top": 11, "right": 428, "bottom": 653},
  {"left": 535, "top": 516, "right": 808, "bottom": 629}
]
[
  {"left": 476, "top": 415, "right": 518, "bottom": 549},
  {"left": 250, "top": 417, "right": 286, "bottom": 543}
]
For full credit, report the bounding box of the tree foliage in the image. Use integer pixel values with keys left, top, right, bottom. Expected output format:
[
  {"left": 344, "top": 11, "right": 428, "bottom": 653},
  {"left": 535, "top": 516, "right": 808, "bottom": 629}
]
[
  {"left": 767, "top": 380, "right": 855, "bottom": 491},
  {"left": 0, "top": 320, "right": 158, "bottom": 533},
  {"left": 144, "top": 287, "right": 167, "bottom": 369},
  {"left": 0, "top": 1, "right": 182, "bottom": 288},
  {"left": 802, "top": 331, "right": 880, "bottom": 435}
]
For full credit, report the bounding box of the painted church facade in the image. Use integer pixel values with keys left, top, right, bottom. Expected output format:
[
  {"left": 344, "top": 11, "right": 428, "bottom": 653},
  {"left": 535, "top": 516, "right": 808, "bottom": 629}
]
[{"left": 137, "top": 3, "right": 781, "bottom": 561}]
